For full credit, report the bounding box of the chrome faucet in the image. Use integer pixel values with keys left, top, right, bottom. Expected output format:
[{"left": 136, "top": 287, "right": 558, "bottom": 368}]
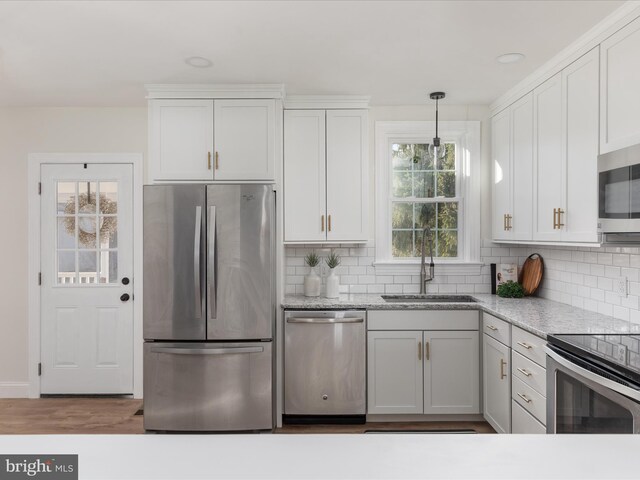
[{"left": 420, "top": 227, "right": 435, "bottom": 294}]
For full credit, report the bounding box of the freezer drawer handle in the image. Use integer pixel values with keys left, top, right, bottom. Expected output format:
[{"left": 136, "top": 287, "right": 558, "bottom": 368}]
[
  {"left": 286, "top": 317, "right": 365, "bottom": 324},
  {"left": 194, "top": 206, "right": 202, "bottom": 319},
  {"left": 150, "top": 346, "right": 264, "bottom": 355}
]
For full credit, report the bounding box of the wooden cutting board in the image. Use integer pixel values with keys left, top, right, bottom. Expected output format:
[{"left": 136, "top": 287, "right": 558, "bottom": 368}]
[{"left": 519, "top": 253, "right": 544, "bottom": 296}]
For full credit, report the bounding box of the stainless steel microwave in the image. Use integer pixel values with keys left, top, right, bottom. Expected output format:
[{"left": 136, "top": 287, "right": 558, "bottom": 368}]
[{"left": 598, "top": 143, "right": 640, "bottom": 239}]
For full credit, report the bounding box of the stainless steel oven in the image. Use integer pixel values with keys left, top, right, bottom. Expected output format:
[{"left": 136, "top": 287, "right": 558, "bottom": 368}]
[
  {"left": 598, "top": 143, "right": 640, "bottom": 239},
  {"left": 546, "top": 335, "right": 640, "bottom": 434}
]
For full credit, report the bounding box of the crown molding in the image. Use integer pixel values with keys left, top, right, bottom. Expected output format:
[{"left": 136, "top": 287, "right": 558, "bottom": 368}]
[
  {"left": 284, "top": 95, "right": 371, "bottom": 109},
  {"left": 145, "top": 84, "right": 286, "bottom": 100},
  {"left": 490, "top": 1, "right": 640, "bottom": 114}
]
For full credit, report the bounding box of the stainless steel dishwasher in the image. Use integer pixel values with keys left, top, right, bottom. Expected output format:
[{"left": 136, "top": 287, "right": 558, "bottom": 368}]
[{"left": 284, "top": 310, "right": 366, "bottom": 422}]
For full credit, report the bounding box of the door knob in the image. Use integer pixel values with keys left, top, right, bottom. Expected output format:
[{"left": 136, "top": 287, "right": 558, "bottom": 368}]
[
  {"left": 120, "top": 293, "right": 130, "bottom": 302},
  {"left": 122, "top": 277, "right": 130, "bottom": 285}
]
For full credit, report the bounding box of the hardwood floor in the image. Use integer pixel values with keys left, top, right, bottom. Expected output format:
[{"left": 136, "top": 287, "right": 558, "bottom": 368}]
[{"left": 0, "top": 399, "right": 494, "bottom": 434}]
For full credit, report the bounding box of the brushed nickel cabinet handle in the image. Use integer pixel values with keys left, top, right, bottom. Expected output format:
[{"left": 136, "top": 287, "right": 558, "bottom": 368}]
[
  {"left": 500, "top": 358, "right": 507, "bottom": 379},
  {"left": 215, "top": 151, "right": 219, "bottom": 170},
  {"left": 503, "top": 214, "right": 507, "bottom": 231},
  {"left": 207, "top": 151, "right": 212, "bottom": 170},
  {"left": 486, "top": 325, "right": 498, "bottom": 331},
  {"left": 328, "top": 214, "right": 332, "bottom": 232},
  {"left": 517, "top": 341, "right": 532, "bottom": 350},
  {"left": 418, "top": 341, "right": 422, "bottom": 360},
  {"left": 557, "top": 208, "right": 565, "bottom": 228},
  {"left": 553, "top": 208, "right": 558, "bottom": 229},
  {"left": 517, "top": 392, "right": 532, "bottom": 403},
  {"left": 321, "top": 215, "right": 325, "bottom": 232},
  {"left": 425, "top": 341, "right": 430, "bottom": 361},
  {"left": 517, "top": 367, "right": 532, "bottom": 377}
]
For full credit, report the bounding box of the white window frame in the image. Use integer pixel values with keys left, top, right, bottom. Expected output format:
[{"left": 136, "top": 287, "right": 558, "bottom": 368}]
[{"left": 374, "top": 121, "right": 481, "bottom": 276}]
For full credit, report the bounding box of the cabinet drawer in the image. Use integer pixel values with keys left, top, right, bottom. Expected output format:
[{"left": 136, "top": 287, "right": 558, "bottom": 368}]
[
  {"left": 512, "top": 326, "right": 546, "bottom": 367},
  {"left": 512, "top": 400, "right": 546, "bottom": 434},
  {"left": 512, "top": 351, "right": 546, "bottom": 397},
  {"left": 512, "top": 375, "right": 546, "bottom": 425},
  {"left": 368, "top": 310, "right": 479, "bottom": 331},
  {"left": 482, "top": 313, "right": 511, "bottom": 346}
]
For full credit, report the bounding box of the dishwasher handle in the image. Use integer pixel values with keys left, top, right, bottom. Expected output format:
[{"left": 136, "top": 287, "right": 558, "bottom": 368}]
[{"left": 286, "top": 317, "right": 365, "bottom": 324}]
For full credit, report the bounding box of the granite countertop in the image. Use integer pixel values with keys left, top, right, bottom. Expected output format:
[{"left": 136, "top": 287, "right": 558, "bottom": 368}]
[{"left": 281, "top": 293, "right": 640, "bottom": 339}]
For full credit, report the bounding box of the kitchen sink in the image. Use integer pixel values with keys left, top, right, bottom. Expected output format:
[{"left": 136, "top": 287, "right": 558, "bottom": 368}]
[{"left": 381, "top": 295, "right": 477, "bottom": 303}]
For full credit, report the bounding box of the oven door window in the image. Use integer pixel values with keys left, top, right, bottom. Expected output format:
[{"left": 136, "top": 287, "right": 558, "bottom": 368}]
[
  {"left": 556, "top": 370, "right": 633, "bottom": 433},
  {"left": 599, "top": 166, "right": 630, "bottom": 219}
]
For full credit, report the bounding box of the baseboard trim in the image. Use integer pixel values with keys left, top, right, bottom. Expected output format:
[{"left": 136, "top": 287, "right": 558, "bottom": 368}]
[
  {"left": 367, "top": 414, "right": 485, "bottom": 423},
  {"left": 0, "top": 382, "right": 30, "bottom": 398}
]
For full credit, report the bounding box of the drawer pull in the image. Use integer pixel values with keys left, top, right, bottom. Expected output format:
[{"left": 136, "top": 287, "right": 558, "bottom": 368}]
[
  {"left": 517, "top": 392, "right": 532, "bottom": 403},
  {"left": 517, "top": 367, "right": 532, "bottom": 377},
  {"left": 486, "top": 325, "right": 498, "bottom": 331},
  {"left": 517, "top": 341, "right": 532, "bottom": 350}
]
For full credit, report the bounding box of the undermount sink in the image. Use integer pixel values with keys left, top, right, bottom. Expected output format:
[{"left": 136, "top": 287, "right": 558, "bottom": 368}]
[{"left": 381, "top": 295, "right": 477, "bottom": 303}]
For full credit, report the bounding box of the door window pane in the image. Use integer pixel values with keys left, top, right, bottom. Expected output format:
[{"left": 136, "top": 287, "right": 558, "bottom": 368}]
[
  {"left": 99, "top": 250, "right": 118, "bottom": 284},
  {"left": 57, "top": 251, "right": 76, "bottom": 284},
  {"left": 79, "top": 251, "right": 98, "bottom": 284},
  {"left": 57, "top": 182, "right": 76, "bottom": 214}
]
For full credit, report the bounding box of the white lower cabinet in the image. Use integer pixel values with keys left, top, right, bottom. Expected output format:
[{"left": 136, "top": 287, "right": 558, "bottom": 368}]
[
  {"left": 367, "top": 328, "right": 480, "bottom": 415},
  {"left": 512, "top": 400, "right": 546, "bottom": 434},
  {"left": 483, "top": 333, "right": 511, "bottom": 433}
]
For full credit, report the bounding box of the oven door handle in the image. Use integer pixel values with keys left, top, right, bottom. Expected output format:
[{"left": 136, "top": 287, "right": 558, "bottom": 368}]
[{"left": 545, "top": 346, "right": 640, "bottom": 402}]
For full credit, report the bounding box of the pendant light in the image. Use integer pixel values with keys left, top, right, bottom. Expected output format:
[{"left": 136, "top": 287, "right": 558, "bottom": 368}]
[{"left": 428, "top": 91, "right": 446, "bottom": 163}]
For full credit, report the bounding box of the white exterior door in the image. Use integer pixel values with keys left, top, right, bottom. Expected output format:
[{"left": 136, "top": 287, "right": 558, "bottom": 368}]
[
  {"left": 40, "top": 163, "right": 134, "bottom": 394},
  {"left": 423, "top": 330, "right": 480, "bottom": 414},
  {"left": 213, "top": 99, "right": 275, "bottom": 181},
  {"left": 367, "top": 330, "right": 423, "bottom": 414}
]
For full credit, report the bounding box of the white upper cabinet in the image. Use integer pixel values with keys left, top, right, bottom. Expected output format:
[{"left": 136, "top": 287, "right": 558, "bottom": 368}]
[
  {"left": 533, "top": 73, "right": 564, "bottom": 241},
  {"left": 492, "top": 108, "right": 512, "bottom": 241},
  {"left": 600, "top": 15, "right": 640, "bottom": 154},
  {"left": 149, "top": 99, "right": 214, "bottom": 181},
  {"left": 284, "top": 107, "right": 369, "bottom": 243},
  {"left": 213, "top": 99, "right": 275, "bottom": 181},
  {"left": 326, "top": 110, "right": 368, "bottom": 242},
  {"left": 510, "top": 93, "right": 534, "bottom": 241},
  {"left": 563, "top": 47, "right": 600, "bottom": 243},
  {"left": 147, "top": 85, "right": 282, "bottom": 183},
  {"left": 283, "top": 110, "right": 326, "bottom": 242}
]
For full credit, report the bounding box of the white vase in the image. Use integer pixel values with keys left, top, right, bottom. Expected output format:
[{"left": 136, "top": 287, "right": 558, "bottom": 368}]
[
  {"left": 325, "top": 268, "right": 340, "bottom": 298},
  {"left": 304, "top": 267, "right": 321, "bottom": 297}
]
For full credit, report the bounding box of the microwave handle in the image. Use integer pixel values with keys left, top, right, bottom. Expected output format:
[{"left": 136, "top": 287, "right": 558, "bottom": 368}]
[{"left": 545, "top": 346, "right": 640, "bottom": 402}]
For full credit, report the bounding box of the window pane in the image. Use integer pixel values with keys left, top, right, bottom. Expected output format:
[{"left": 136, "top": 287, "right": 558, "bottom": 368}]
[
  {"left": 437, "top": 230, "right": 458, "bottom": 257},
  {"left": 57, "top": 217, "right": 76, "bottom": 249},
  {"left": 78, "top": 250, "right": 98, "bottom": 284},
  {"left": 78, "top": 181, "right": 97, "bottom": 214},
  {"left": 437, "top": 172, "right": 456, "bottom": 197},
  {"left": 413, "top": 144, "right": 433, "bottom": 171},
  {"left": 392, "top": 144, "right": 412, "bottom": 170},
  {"left": 437, "top": 202, "right": 458, "bottom": 229},
  {"left": 392, "top": 203, "right": 413, "bottom": 229},
  {"left": 99, "top": 250, "right": 118, "bottom": 284},
  {"left": 415, "top": 229, "right": 436, "bottom": 258},
  {"left": 392, "top": 230, "right": 413, "bottom": 257},
  {"left": 392, "top": 171, "right": 412, "bottom": 197},
  {"left": 99, "top": 182, "right": 118, "bottom": 213},
  {"left": 414, "top": 172, "right": 435, "bottom": 198},
  {"left": 57, "top": 251, "right": 76, "bottom": 284},
  {"left": 414, "top": 203, "right": 436, "bottom": 229},
  {"left": 99, "top": 216, "right": 118, "bottom": 248},
  {"left": 77, "top": 216, "right": 98, "bottom": 249},
  {"left": 57, "top": 182, "right": 76, "bottom": 214},
  {"left": 437, "top": 143, "right": 456, "bottom": 170}
]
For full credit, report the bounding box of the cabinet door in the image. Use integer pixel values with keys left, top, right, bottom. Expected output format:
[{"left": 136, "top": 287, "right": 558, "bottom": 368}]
[
  {"left": 483, "top": 334, "right": 511, "bottom": 433},
  {"left": 564, "top": 47, "right": 600, "bottom": 243},
  {"left": 424, "top": 331, "right": 480, "bottom": 414},
  {"left": 511, "top": 93, "right": 534, "bottom": 241},
  {"left": 533, "top": 73, "right": 564, "bottom": 241},
  {"left": 367, "top": 331, "right": 423, "bottom": 414},
  {"left": 601, "top": 16, "right": 640, "bottom": 153},
  {"left": 283, "top": 110, "right": 327, "bottom": 242},
  {"left": 491, "top": 108, "right": 511, "bottom": 241},
  {"left": 214, "top": 99, "right": 275, "bottom": 181},
  {"left": 326, "top": 110, "right": 369, "bottom": 242},
  {"left": 149, "top": 99, "right": 214, "bottom": 181}
]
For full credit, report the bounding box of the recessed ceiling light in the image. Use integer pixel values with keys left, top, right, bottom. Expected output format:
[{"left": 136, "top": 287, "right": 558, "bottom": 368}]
[
  {"left": 496, "top": 53, "right": 525, "bottom": 64},
  {"left": 185, "top": 56, "right": 213, "bottom": 68}
]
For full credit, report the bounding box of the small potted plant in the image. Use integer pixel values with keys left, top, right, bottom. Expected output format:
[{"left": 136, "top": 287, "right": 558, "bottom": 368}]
[
  {"left": 325, "top": 252, "right": 341, "bottom": 299},
  {"left": 304, "top": 252, "right": 321, "bottom": 297}
]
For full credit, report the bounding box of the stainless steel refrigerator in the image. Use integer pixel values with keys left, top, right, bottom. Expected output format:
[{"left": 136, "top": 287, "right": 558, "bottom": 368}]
[{"left": 143, "top": 184, "right": 275, "bottom": 431}]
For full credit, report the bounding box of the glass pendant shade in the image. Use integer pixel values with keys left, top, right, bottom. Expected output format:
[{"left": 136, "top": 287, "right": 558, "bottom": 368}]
[{"left": 427, "top": 142, "right": 447, "bottom": 162}]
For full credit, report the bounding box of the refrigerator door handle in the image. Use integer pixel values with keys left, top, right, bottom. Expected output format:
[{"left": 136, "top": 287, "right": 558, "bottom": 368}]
[
  {"left": 194, "top": 206, "right": 202, "bottom": 319},
  {"left": 150, "top": 346, "right": 264, "bottom": 355},
  {"left": 208, "top": 205, "right": 217, "bottom": 320}
]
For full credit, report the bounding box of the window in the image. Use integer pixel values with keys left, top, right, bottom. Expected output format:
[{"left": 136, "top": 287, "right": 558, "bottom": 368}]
[
  {"left": 375, "top": 121, "right": 481, "bottom": 275},
  {"left": 391, "top": 142, "right": 459, "bottom": 258}
]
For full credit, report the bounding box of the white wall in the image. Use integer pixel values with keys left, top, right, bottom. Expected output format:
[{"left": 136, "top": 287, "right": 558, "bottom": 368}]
[{"left": 0, "top": 107, "right": 147, "bottom": 392}]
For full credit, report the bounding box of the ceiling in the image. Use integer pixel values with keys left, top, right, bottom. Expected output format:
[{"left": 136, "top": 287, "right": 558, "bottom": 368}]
[{"left": 0, "top": 0, "right": 624, "bottom": 107}]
